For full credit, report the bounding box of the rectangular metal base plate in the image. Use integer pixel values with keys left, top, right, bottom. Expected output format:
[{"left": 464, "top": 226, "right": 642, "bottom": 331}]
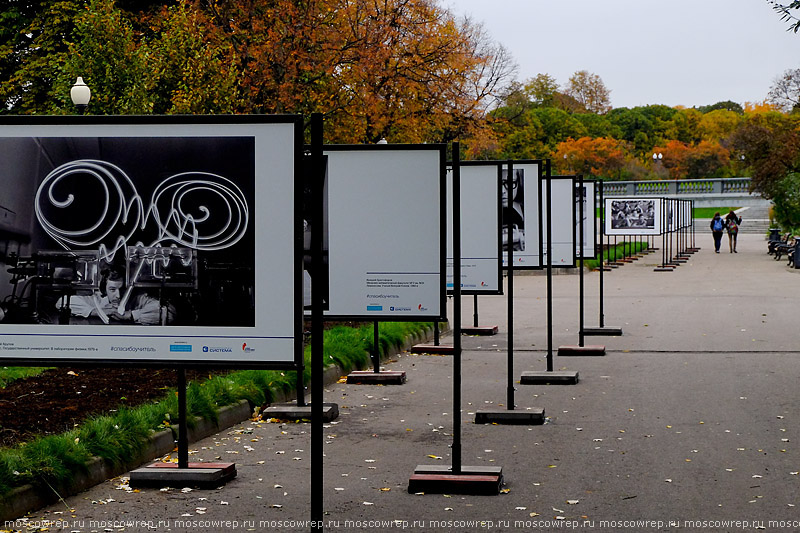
[
  {"left": 129, "top": 462, "right": 236, "bottom": 489},
  {"left": 581, "top": 327, "right": 623, "bottom": 336},
  {"left": 558, "top": 345, "right": 606, "bottom": 357},
  {"left": 408, "top": 473, "right": 503, "bottom": 495},
  {"left": 474, "top": 408, "right": 545, "bottom": 425},
  {"left": 346, "top": 370, "right": 407, "bottom": 385},
  {"left": 262, "top": 403, "right": 339, "bottom": 422},
  {"left": 409, "top": 343, "right": 454, "bottom": 355},
  {"left": 520, "top": 370, "right": 579, "bottom": 385},
  {"left": 461, "top": 325, "right": 499, "bottom": 336}
]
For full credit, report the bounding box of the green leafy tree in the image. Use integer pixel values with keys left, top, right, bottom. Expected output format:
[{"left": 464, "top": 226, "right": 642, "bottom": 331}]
[
  {"left": 771, "top": 172, "right": 800, "bottom": 229},
  {"left": 698, "top": 100, "right": 744, "bottom": 114},
  {"left": 0, "top": 1, "right": 84, "bottom": 114}
]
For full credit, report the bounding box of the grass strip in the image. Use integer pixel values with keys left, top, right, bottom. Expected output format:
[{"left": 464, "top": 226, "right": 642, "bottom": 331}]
[
  {"left": 0, "top": 322, "right": 430, "bottom": 496},
  {"left": 583, "top": 240, "right": 648, "bottom": 270}
]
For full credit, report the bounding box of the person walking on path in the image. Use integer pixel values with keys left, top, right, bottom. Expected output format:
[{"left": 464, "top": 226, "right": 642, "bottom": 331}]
[
  {"left": 710, "top": 212, "right": 725, "bottom": 253},
  {"left": 725, "top": 209, "right": 742, "bottom": 253}
]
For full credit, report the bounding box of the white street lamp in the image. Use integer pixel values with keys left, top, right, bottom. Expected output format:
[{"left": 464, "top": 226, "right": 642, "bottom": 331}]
[{"left": 70, "top": 77, "right": 91, "bottom": 114}]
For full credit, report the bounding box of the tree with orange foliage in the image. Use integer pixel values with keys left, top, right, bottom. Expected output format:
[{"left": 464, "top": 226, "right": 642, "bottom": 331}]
[
  {"left": 207, "top": 0, "right": 515, "bottom": 143},
  {"left": 555, "top": 137, "right": 627, "bottom": 178}
]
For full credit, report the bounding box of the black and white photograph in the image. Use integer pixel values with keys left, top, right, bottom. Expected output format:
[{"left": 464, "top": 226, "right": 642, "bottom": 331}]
[
  {"left": 604, "top": 197, "right": 662, "bottom": 236},
  {"left": 0, "top": 136, "right": 255, "bottom": 328},
  {"left": 501, "top": 161, "right": 542, "bottom": 269},
  {"left": 501, "top": 168, "right": 525, "bottom": 252},
  {"left": 0, "top": 118, "right": 301, "bottom": 365}
]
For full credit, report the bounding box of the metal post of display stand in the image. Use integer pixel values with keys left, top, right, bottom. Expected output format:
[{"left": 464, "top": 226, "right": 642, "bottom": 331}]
[
  {"left": 309, "top": 113, "right": 325, "bottom": 531},
  {"left": 582, "top": 183, "right": 623, "bottom": 337},
  {"left": 411, "top": 143, "right": 503, "bottom": 494},
  {"left": 557, "top": 175, "right": 605, "bottom": 357},
  {"left": 129, "top": 367, "right": 237, "bottom": 489},
  {"left": 461, "top": 294, "right": 499, "bottom": 336},
  {"left": 477, "top": 161, "right": 544, "bottom": 423},
  {"left": 346, "top": 320, "right": 407, "bottom": 384},
  {"left": 520, "top": 166, "right": 580, "bottom": 383},
  {"left": 654, "top": 200, "right": 674, "bottom": 272}
]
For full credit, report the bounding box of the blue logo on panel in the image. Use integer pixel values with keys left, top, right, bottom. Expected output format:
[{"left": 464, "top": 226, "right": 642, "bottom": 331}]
[
  {"left": 170, "top": 344, "right": 192, "bottom": 353},
  {"left": 367, "top": 305, "right": 383, "bottom": 311}
]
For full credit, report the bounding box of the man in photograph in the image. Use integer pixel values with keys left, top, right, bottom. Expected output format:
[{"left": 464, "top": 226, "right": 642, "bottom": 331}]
[{"left": 64, "top": 266, "right": 175, "bottom": 325}]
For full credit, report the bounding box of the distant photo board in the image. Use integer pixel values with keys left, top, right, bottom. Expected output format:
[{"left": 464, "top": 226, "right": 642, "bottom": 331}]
[
  {"left": 604, "top": 197, "right": 662, "bottom": 236},
  {"left": 541, "top": 176, "right": 576, "bottom": 267},
  {"left": 502, "top": 161, "right": 542, "bottom": 269},
  {"left": 321, "top": 145, "right": 445, "bottom": 320},
  {"left": 446, "top": 162, "right": 503, "bottom": 295},
  {"left": 0, "top": 115, "right": 302, "bottom": 367}
]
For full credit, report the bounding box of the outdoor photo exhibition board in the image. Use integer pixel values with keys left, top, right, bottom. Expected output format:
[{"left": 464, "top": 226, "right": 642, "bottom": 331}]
[
  {"left": 502, "top": 161, "right": 542, "bottom": 269},
  {"left": 446, "top": 163, "right": 503, "bottom": 295},
  {"left": 575, "top": 180, "right": 597, "bottom": 260},
  {"left": 321, "top": 146, "right": 445, "bottom": 320},
  {"left": 541, "top": 176, "right": 576, "bottom": 267},
  {"left": 0, "top": 116, "right": 302, "bottom": 367},
  {"left": 604, "top": 197, "right": 663, "bottom": 236}
]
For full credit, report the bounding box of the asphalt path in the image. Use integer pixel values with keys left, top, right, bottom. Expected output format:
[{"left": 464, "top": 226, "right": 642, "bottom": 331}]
[{"left": 17, "top": 232, "right": 800, "bottom": 533}]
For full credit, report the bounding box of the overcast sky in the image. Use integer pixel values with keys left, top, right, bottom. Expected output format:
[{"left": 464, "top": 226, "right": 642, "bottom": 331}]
[{"left": 446, "top": 0, "right": 799, "bottom": 109}]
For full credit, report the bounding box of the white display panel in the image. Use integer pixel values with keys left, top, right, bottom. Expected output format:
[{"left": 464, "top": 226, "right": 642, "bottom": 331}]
[
  {"left": 0, "top": 116, "right": 301, "bottom": 366},
  {"left": 502, "top": 162, "right": 542, "bottom": 269},
  {"left": 446, "top": 163, "right": 502, "bottom": 295},
  {"left": 575, "top": 180, "right": 597, "bottom": 259},
  {"left": 323, "top": 146, "right": 445, "bottom": 319},
  {"left": 604, "top": 197, "right": 663, "bottom": 236},
  {"left": 541, "top": 176, "right": 576, "bottom": 267}
]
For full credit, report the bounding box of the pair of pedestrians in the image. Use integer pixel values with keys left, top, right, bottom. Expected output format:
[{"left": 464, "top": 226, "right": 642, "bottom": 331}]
[{"left": 710, "top": 210, "right": 742, "bottom": 253}]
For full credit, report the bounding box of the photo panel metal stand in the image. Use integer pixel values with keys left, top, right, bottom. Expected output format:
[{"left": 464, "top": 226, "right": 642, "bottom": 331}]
[
  {"left": 475, "top": 161, "right": 545, "bottom": 425},
  {"left": 264, "top": 124, "right": 338, "bottom": 423},
  {"left": 410, "top": 144, "right": 503, "bottom": 495},
  {"left": 549, "top": 176, "right": 605, "bottom": 357},
  {"left": 345, "top": 320, "right": 407, "bottom": 384},
  {"left": 582, "top": 183, "right": 623, "bottom": 337},
  {"left": 0, "top": 115, "right": 306, "bottom": 487},
  {"left": 520, "top": 167, "right": 580, "bottom": 385}
]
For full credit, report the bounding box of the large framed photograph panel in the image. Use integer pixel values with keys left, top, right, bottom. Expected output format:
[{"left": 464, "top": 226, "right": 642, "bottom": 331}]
[
  {"left": 604, "top": 197, "right": 662, "bottom": 236},
  {"left": 502, "top": 161, "right": 543, "bottom": 270},
  {"left": 446, "top": 162, "right": 503, "bottom": 295},
  {"left": 322, "top": 145, "right": 445, "bottom": 320},
  {"left": 541, "top": 176, "right": 576, "bottom": 267},
  {"left": 0, "top": 115, "right": 302, "bottom": 368},
  {"left": 575, "top": 179, "right": 597, "bottom": 260}
]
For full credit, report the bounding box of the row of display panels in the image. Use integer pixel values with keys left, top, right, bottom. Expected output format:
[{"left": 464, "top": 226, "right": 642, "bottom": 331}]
[
  {"left": 604, "top": 197, "right": 694, "bottom": 236},
  {"left": 0, "top": 117, "right": 600, "bottom": 368}
]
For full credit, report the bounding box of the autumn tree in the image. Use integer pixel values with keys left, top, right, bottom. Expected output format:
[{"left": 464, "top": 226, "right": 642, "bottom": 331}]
[
  {"left": 697, "top": 109, "right": 742, "bottom": 142},
  {"left": 555, "top": 137, "right": 627, "bottom": 178},
  {"left": 563, "top": 70, "right": 612, "bottom": 114},
  {"left": 729, "top": 111, "right": 800, "bottom": 197}
]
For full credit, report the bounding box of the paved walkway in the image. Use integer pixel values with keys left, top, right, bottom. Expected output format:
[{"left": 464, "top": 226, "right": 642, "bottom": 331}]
[{"left": 17, "top": 232, "right": 800, "bottom": 533}]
